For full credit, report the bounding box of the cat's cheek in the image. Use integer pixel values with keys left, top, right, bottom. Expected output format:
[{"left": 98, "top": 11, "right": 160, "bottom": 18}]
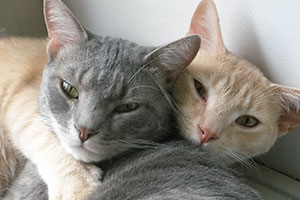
[
  {"left": 178, "top": 113, "right": 199, "bottom": 144},
  {"left": 112, "top": 111, "right": 161, "bottom": 137},
  {"left": 238, "top": 127, "right": 278, "bottom": 157},
  {"left": 184, "top": 128, "right": 201, "bottom": 145},
  {"left": 175, "top": 96, "right": 204, "bottom": 144}
]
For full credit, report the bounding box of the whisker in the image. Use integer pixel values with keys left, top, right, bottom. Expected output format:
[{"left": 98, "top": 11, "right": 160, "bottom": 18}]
[
  {"left": 127, "top": 85, "right": 160, "bottom": 93},
  {"left": 227, "top": 151, "right": 259, "bottom": 172},
  {"left": 126, "top": 55, "right": 158, "bottom": 84},
  {"left": 94, "top": 138, "right": 167, "bottom": 151}
]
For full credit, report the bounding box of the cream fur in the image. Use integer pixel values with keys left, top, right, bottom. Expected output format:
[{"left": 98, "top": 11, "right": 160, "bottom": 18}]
[
  {"left": 0, "top": 38, "right": 100, "bottom": 199},
  {"left": 174, "top": 0, "right": 300, "bottom": 160}
]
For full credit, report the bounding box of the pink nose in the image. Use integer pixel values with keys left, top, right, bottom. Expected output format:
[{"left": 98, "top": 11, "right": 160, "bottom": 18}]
[
  {"left": 199, "top": 126, "right": 218, "bottom": 143},
  {"left": 76, "top": 126, "right": 95, "bottom": 143}
]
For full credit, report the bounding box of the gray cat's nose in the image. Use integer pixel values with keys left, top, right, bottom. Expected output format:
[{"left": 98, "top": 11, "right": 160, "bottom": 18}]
[{"left": 75, "top": 125, "right": 95, "bottom": 143}]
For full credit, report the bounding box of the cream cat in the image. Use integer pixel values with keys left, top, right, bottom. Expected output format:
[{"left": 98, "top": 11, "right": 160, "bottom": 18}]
[{"left": 175, "top": 0, "right": 300, "bottom": 161}]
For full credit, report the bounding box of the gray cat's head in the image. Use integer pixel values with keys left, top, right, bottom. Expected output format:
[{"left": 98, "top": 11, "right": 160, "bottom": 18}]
[{"left": 38, "top": 0, "right": 200, "bottom": 162}]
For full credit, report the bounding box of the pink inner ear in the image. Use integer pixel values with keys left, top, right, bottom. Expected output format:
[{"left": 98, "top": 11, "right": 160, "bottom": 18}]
[
  {"left": 44, "top": 0, "right": 87, "bottom": 58},
  {"left": 188, "top": 0, "right": 225, "bottom": 53},
  {"left": 276, "top": 85, "right": 300, "bottom": 136},
  {"left": 278, "top": 114, "right": 300, "bottom": 136},
  {"left": 279, "top": 104, "right": 300, "bottom": 130}
]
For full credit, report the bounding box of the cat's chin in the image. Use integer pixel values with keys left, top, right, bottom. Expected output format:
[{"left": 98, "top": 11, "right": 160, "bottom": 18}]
[
  {"left": 66, "top": 145, "right": 103, "bottom": 163},
  {"left": 199, "top": 141, "right": 220, "bottom": 152}
]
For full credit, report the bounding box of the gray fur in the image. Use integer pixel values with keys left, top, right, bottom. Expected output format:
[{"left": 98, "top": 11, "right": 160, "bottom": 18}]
[
  {"left": 5, "top": 140, "right": 261, "bottom": 200},
  {"left": 37, "top": 0, "right": 200, "bottom": 163},
  {"left": 38, "top": 33, "right": 200, "bottom": 163},
  {"left": 4, "top": 160, "right": 47, "bottom": 200},
  {"left": 91, "top": 141, "right": 261, "bottom": 200}
]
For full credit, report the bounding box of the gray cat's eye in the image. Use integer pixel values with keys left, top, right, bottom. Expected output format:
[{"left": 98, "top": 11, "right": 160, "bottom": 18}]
[
  {"left": 194, "top": 79, "right": 206, "bottom": 100},
  {"left": 235, "top": 115, "right": 259, "bottom": 128},
  {"left": 115, "top": 103, "right": 139, "bottom": 114},
  {"left": 62, "top": 81, "right": 78, "bottom": 99}
]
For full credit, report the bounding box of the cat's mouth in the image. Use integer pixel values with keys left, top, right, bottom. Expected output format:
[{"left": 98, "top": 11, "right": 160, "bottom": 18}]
[
  {"left": 201, "top": 137, "right": 219, "bottom": 144},
  {"left": 201, "top": 138, "right": 218, "bottom": 145}
]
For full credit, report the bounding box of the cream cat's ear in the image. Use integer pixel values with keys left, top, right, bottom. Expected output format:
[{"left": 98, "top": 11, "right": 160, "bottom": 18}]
[
  {"left": 44, "top": 0, "right": 87, "bottom": 58},
  {"left": 275, "top": 84, "right": 300, "bottom": 136},
  {"left": 144, "top": 35, "right": 200, "bottom": 89},
  {"left": 188, "top": 0, "right": 225, "bottom": 54}
]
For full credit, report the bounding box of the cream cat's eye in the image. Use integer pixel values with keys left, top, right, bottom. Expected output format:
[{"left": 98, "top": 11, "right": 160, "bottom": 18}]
[
  {"left": 235, "top": 115, "right": 259, "bottom": 128},
  {"left": 115, "top": 103, "right": 139, "bottom": 114},
  {"left": 62, "top": 81, "right": 78, "bottom": 99},
  {"left": 194, "top": 79, "right": 206, "bottom": 100}
]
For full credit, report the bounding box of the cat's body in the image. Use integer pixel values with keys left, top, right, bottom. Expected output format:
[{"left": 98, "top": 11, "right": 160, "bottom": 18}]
[
  {"left": 0, "top": 38, "right": 47, "bottom": 196},
  {"left": 0, "top": 0, "right": 200, "bottom": 198},
  {"left": 92, "top": 140, "right": 260, "bottom": 199},
  {"left": 5, "top": 140, "right": 261, "bottom": 200},
  {"left": 174, "top": 0, "right": 300, "bottom": 161}
]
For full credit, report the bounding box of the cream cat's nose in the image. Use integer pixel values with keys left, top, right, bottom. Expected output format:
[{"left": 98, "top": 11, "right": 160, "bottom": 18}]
[
  {"left": 199, "top": 126, "right": 219, "bottom": 143},
  {"left": 75, "top": 125, "right": 95, "bottom": 143}
]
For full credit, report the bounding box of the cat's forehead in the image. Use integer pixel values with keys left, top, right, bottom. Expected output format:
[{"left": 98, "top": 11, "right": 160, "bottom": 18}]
[
  {"left": 189, "top": 53, "right": 269, "bottom": 86},
  {"left": 59, "top": 38, "right": 136, "bottom": 71},
  {"left": 54, "top": 36, "right": 154, "bottom": 98},
  {"left": 57, "top": 36, "right": 148, "bottom": 71},
  {"left": 85, "top": 36, "right": 145, "bottom": 70},
  {"left": 188, "top": 52, "right": 276, "bottom": 110}
]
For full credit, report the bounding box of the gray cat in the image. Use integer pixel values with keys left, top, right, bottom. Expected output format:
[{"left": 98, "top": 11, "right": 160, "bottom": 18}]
[{"left": 38, "top": 0, "right": 200, "bottom": 165}]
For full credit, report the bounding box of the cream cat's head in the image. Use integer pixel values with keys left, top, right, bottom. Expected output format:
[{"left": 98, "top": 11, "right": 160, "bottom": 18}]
[{"left": 175, "top": 0, "right": 300, "bottom": 160}]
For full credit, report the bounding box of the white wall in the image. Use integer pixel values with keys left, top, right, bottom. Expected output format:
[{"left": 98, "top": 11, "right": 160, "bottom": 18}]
[{"left": 64, "top": 0, "right": 300, "bottom": 180}]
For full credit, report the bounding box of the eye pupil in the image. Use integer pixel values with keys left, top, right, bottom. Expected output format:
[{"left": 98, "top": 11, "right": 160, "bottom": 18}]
[
  {"left": 194, "top": 79, "right": 206, "bottom": 100},
  {"left": 62, "top": 81, "right": 78, "bottom": 99},
  {"left": 236, "top": 115, "right": 259, "bottom": 127},
  {"left": 115, "top": 103, "right": 139, "bottom": 114}
]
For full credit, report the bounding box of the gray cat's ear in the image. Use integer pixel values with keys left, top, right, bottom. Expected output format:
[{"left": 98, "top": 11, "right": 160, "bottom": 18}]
[
  {"left": 144, "top": 34, "right": 200, "bottom": 89},
  {"left": 44, "top": 0, "right": 87, "bottom": 58},
  {"left": 188, "top": 0, "right": 225, "bottom": 54},
  {"left": 275, "top": 84, "right": 300, "bottom": 136}
]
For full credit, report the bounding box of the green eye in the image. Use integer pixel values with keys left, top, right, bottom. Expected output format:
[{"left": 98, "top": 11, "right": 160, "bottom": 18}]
[
  {"left": 194, "top": 79, "right": 206, "bottom": 100},
  {"left": 115, "top": 103, "right": 139, "bottom": 114},
  {"left": 236, "top": 115, "right": 259, "bottom": 128},
  {"left": 62, "top": 81, "right": 78, "bottom": 99}
]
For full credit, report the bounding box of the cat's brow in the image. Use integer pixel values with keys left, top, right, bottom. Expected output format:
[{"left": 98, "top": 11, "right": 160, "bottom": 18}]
[{"left": 77, "top": 67, "right": 94, "bottom": 86}]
